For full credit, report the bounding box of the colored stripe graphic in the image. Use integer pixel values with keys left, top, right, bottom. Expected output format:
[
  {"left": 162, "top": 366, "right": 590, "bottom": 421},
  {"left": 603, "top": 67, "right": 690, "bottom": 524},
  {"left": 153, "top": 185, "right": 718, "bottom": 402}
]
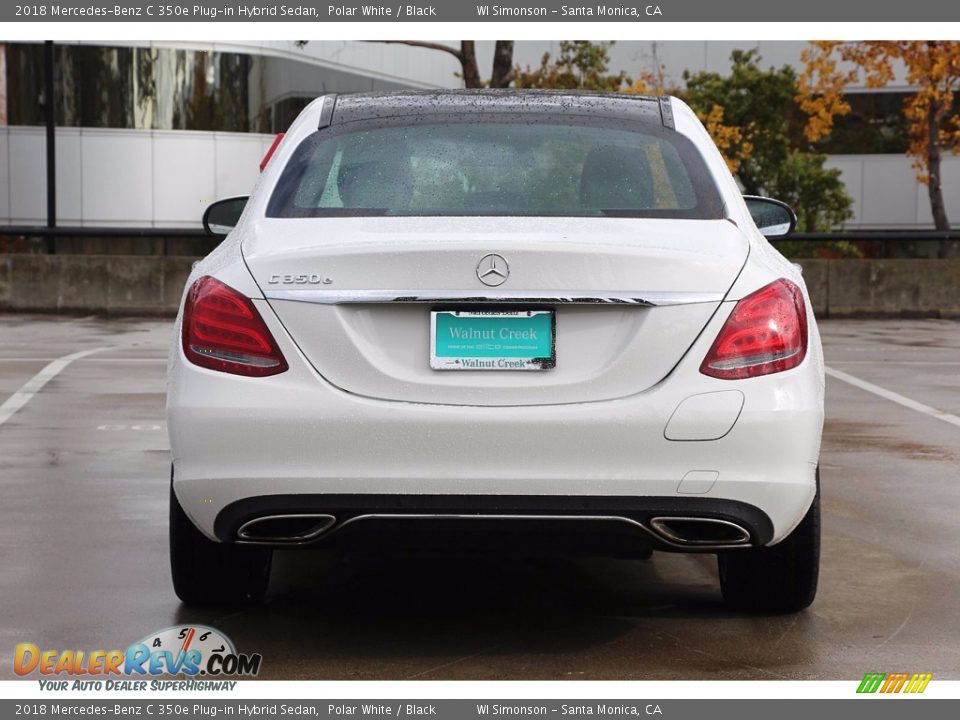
[
  {"left": 881, "top": 673, "right": 909, "bottom": 693},
  {"left": 905, "top": 673, "right": 933, "bottom": 693},
  {"left": 857, "top": 672, "right": 932, "bottom": 693}
]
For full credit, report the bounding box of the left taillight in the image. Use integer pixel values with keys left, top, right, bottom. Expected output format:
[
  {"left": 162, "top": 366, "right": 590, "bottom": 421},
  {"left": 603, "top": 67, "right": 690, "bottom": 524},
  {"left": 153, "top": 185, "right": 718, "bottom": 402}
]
[{"left": 181, "top": 276, "right": 288, "bottom": 377}]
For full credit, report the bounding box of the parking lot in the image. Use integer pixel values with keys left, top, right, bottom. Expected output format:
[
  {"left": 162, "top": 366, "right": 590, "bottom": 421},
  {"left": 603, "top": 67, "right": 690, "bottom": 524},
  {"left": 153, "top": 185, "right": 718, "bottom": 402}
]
[{"left": 0, "top": 314, "right": 958, "bottom": 680}]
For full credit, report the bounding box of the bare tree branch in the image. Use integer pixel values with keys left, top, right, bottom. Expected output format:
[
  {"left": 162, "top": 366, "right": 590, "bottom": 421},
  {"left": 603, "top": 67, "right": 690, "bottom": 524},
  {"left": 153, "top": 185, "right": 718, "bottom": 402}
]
[
  {"left": 367, "top": 40, "right": 512, "bottom": 89},
  {"left": 368, "top": 40, "right": 464, "bottom": 62}
]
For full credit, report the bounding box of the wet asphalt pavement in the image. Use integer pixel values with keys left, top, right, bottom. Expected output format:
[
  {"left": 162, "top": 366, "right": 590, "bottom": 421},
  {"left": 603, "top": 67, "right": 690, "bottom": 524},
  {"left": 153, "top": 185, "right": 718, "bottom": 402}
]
[{"left": 0, "top": 315, "right": 958, "bottom": 680}]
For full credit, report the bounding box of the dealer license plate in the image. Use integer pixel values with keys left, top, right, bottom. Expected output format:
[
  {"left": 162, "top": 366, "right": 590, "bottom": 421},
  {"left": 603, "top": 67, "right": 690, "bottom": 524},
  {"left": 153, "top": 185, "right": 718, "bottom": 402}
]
[{"left": 430, "top": 310, "right": 556, "bottom": 371}]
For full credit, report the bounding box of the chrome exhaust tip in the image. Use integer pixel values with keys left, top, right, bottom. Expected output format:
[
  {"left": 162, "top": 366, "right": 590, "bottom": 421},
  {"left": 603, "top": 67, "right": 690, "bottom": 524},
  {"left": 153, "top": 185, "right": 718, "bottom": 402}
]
[
  {"left": 237, "top": 514, "right": 337, "bottom": 544},
  {"left": 649, "top": 516, "right": 751, "bottom": 547}
]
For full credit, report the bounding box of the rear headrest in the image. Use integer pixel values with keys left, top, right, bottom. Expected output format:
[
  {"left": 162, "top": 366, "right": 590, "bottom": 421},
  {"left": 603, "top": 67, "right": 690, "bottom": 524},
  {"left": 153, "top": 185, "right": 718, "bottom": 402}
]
[
  {"left": 580, "top": 145, "right": 655, "bottom": 211},
  {"left": 337, "top": 159, "right": 412, "bottom": 210}
]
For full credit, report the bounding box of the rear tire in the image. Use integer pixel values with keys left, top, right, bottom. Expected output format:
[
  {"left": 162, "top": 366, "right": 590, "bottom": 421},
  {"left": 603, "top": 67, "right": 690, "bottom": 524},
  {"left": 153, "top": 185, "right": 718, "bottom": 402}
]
[
  {"left": 718, "top": 473, "right": 820, "bottom": 614},
  {"left": 169, "top": 481, "right": 272, "bottom": 606}
]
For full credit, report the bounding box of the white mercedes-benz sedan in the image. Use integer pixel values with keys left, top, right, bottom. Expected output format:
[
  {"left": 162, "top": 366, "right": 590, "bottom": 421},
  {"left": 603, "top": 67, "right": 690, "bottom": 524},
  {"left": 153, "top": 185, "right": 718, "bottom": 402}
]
[{"left": 167, "top": 90, "right": 824, "bottom": 612}]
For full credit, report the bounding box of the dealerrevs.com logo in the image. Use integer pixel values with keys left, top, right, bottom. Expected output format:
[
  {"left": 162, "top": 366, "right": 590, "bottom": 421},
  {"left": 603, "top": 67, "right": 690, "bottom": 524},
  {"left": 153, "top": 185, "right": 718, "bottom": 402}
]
[{"left": 14, "top": 625, "right": 262, "bottom": 685}]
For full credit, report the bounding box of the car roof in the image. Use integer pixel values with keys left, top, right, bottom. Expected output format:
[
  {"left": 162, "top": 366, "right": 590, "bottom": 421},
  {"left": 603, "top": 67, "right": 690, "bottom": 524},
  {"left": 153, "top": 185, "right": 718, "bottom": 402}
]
[{"left": 323, "top": 90, "right": 674, "bottom": 129}]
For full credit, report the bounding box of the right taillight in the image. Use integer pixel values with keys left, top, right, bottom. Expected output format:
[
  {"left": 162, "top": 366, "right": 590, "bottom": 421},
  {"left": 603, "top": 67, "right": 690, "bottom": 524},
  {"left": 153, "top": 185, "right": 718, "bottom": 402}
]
[
  {"left": 700, "top": 278, "right": 808, "bottom": 380},
  {"left": 182, "top": 276, "right": 288, "bottom": 377}
]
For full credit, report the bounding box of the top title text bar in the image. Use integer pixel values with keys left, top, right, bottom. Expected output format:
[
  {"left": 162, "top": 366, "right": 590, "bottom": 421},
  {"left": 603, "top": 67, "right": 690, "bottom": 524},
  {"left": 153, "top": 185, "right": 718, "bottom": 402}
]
[{"left": 4, "top": 1, "right": 960, "bottom": 23}]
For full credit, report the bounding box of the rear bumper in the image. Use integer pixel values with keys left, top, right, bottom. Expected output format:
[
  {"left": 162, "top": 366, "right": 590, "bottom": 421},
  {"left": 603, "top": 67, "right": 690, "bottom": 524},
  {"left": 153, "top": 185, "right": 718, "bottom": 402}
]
[
  {"left": 213, "top": 493, "right": 774, "bottom": 553},
  {"left": 168, "top": 298, "right": 824, "bottom": 546}
]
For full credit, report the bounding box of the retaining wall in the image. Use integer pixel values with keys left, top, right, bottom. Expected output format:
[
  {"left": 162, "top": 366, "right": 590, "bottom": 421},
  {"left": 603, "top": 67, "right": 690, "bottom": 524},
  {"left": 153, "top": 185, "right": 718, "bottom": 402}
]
[{"left": 1, "top": 255, "right": 958, "bottom": 318}]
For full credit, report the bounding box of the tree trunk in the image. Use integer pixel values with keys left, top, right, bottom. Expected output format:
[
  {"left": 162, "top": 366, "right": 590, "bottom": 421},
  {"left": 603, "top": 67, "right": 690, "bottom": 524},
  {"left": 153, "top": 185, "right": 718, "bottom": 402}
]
[
  {"left": 490, "top": 41, "right": 515, "bottom": 88},
  {"left": 926, "top": 98, "right": 952, "bottom": 257},
  {"left": 460, "top": 41, "right": 482, "bottom": 88}
]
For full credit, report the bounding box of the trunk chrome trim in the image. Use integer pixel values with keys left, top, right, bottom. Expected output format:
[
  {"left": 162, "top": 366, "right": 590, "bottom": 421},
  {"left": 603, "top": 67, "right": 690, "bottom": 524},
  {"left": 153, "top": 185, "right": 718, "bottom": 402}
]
[{"left": 264, "top": 289, "right": 724, "bottom": 307}]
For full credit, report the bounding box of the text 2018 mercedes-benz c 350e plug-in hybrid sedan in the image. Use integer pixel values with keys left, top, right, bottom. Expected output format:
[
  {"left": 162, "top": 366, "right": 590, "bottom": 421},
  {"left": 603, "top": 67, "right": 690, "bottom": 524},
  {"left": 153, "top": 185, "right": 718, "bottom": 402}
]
[{"left": 168, "top": 90, "right": 824, "bottom": 612}]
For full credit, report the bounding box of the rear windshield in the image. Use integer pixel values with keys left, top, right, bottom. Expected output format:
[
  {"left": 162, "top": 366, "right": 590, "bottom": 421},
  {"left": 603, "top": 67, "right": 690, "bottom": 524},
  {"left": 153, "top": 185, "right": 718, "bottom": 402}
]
[{"left": 267, "top": 115, "right": 724, "bottom": 219}]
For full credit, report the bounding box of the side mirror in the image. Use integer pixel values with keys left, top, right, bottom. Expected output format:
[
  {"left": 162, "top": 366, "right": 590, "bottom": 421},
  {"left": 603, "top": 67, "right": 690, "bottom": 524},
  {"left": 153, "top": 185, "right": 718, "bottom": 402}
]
[
  {"left": 202, "top": 196, "right": 249, "bottom": 237},
  {"left": 743, "top": 196, "right": 797, "bottom": 238}
]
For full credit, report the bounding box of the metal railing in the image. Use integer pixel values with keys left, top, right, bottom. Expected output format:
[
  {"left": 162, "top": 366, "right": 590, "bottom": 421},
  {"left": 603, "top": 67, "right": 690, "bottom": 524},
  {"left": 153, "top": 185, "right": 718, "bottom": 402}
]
[
  {"left": 0, "top": 226, "right": 209, "bottom": 256},
  {"left": 770, "top": 230, "right": 960, "bottom": 259}
]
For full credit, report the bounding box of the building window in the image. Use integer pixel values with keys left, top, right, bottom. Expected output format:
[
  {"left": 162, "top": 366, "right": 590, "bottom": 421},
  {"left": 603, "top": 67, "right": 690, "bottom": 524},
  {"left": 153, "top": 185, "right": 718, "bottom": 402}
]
[
  {"left": 4, "top": 44, "right": 268, "bottom": 133},
  {"left": 816, "top": 92, "right": 916, "bottom": 155},
  {"left": 2, "top": 42, "right": 423, "bottom": 135}
]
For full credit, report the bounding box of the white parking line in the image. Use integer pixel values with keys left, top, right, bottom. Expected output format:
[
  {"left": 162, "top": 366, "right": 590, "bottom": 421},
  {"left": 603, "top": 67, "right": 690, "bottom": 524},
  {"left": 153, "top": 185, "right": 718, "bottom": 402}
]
[
  {"left": 829, "top": 360, "right": 960, "bottom": 365},
  {"left": 0, "top": 358, "right": 165, "bottom": 363},
  {"left": 825, "top": 365, "right": 960, "bottom": 429},
  {"left": 0, "top": 347, "right": 109, "bottom": 427}
]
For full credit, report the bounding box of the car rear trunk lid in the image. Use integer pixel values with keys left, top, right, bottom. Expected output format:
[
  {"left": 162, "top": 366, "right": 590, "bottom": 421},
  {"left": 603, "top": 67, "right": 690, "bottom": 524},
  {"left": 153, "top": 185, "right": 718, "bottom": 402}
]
[{"left": 242, "top": 216, "right": 747, "bottom": 406}]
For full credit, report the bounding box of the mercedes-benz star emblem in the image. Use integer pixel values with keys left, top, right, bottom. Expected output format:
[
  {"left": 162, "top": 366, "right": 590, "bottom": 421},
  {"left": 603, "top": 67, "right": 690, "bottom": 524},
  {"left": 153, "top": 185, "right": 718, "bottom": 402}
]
[{"left": 476, "top": 253, "right": 510, "bottom": 287}]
